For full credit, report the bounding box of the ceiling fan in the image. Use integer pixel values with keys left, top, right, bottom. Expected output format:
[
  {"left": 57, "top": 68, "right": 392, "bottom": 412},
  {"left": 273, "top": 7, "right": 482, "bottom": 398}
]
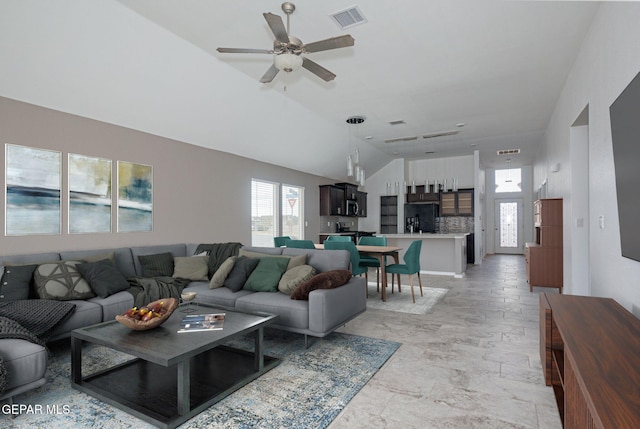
[{"left": 216, "top": 2, "right": 355, "bottom": 83}]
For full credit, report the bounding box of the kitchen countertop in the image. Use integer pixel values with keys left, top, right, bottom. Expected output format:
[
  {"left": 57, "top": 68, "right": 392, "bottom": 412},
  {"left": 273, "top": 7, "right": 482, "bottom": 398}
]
[{"left": 382, "top": 233, "right": 470, "bottom": 239}]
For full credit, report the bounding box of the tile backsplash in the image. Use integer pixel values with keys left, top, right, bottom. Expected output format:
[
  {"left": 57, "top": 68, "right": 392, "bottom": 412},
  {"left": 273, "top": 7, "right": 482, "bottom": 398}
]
[{"left": 436, "top": 216, "right": 474, "bottom": 233}]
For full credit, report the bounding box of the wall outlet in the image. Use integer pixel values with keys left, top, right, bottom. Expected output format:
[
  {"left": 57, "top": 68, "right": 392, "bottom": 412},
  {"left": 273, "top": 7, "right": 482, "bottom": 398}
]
[
  {"left": 328, "top": 222, "right": 331, "bottom": 227},
  {"left": 599, "top": 215, "right": 605, "bottom": 229}
]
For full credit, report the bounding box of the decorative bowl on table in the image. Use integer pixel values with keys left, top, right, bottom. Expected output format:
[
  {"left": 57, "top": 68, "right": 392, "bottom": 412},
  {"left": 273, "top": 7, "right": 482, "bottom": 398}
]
[
  {"left": 115, "top": 298, "right": 178, "bottom": 331},
  {"left": 181, "top": 291, "right": 196, "bottom": 302}
]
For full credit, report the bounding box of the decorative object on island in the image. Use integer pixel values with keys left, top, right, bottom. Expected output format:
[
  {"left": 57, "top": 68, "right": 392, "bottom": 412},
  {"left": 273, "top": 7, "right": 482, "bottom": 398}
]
[
  {"left": 115, "top": 298, "right": 178, "bottom": 330},
  {"left": 526, "top": 198, "right": 563, "bottom": 292}
]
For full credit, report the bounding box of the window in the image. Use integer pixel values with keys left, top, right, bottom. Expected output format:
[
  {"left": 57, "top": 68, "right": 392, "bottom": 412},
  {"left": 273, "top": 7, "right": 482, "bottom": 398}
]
[
  {"left": 282, "top": 184, "right": 304, "bottom": 240},
  {"left": 495, "top": 168, "right": 522, "bottom": 193},
  {"left": 251, "top": 179, "right": 278, "bottom": 247},
  {"left": 251, "top": 179, "right": 305, "bottom": 246}
]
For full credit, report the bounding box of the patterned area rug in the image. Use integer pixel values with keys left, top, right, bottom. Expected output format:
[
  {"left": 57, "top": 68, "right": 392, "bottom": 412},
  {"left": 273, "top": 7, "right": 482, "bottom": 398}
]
[
  {"left": 5, "top": 330, "right": 400, "bottom": 429},
  {"left": 366, "top": 284, "right": 449, "bottom": 315}
]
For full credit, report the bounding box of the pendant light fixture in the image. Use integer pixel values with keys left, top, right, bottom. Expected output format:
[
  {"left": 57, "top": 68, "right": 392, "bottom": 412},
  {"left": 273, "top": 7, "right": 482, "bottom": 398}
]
[{"left": 346, "top": 116, "right": 366, "bottom": 186}]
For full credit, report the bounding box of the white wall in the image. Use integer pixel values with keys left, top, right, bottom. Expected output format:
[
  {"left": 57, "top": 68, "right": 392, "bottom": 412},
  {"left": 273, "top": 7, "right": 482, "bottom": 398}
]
[
  {"left": 534, "top": 3, "right": 640, "bottom": 315},
  {"left": 359, "top": 159, "right": 405, "bottom": 234}
]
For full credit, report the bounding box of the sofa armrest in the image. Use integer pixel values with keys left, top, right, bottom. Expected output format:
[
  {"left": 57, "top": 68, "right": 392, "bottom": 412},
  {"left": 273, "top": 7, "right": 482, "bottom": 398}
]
[{"left": 308, "top": 277, "right": 366, "bottom": 334}]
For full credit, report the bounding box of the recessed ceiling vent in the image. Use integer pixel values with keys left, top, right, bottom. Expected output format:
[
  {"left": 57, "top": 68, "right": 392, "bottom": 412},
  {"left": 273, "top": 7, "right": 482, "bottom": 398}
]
[
  {"left": 388, "top": 120, "right": 406, "bottom": 126},
  {"left": 331, "top": 5, "right": 367, "bottom": 30},
  {"left": 423, "top": 130, "right": 459, "bottom": 139},
  {"left": 497, "top": 149, "right": 521, "bottom": 155},
  {"left": 384, "top": 136, "right": 418, "bottom": 143}
]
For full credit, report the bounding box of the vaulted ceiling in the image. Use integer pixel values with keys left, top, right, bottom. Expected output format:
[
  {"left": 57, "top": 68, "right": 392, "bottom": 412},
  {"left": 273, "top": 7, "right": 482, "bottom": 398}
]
[{"left": 0, "top": 0, "right": 599, "bottom": 181}]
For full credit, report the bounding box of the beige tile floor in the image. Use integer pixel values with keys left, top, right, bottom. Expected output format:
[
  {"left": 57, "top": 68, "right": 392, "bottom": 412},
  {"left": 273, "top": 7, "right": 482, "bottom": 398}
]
[{"left": 330, "top": 254, "right": 562, "bottom": 429}]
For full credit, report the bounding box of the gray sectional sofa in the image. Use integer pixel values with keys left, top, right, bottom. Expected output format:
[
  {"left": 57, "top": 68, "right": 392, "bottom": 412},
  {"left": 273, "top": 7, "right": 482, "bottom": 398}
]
[{"left": 0, "top": 242, "right": 367, "bottom": 403}]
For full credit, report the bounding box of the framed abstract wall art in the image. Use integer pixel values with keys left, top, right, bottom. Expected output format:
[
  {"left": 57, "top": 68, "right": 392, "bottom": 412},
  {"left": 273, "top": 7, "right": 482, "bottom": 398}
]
[
  {"left": 117, "top": 161, "right": 153, "bottom": 232},
  {"left": 5, "top": 144, "right": 62, "bottom": 235},
  {"left": 69, "top": 153, "right": 112, "bottom": 234}
]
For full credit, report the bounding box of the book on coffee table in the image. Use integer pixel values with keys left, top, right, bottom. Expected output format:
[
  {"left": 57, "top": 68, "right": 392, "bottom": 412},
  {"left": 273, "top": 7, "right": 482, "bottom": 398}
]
[{"left": 177, "top": 313, "right": 225, "bottom": 333}]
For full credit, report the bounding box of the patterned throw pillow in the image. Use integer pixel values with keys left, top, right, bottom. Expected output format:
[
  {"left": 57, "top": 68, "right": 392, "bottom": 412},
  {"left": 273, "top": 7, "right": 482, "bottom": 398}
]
[
  {"left": 138, "top": 252, "right": 174, "bottom": 277},
  {"left": 34, "top": 260, "right": 96, "bottom": 300}
]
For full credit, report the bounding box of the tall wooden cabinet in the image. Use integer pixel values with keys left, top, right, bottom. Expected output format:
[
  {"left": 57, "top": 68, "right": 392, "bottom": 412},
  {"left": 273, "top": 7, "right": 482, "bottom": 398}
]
[{"left": 526, "top": 198, "right": 563, "bottom": 292}]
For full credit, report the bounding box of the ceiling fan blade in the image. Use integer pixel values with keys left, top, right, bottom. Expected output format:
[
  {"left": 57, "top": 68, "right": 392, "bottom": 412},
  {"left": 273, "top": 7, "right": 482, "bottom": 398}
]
[
  {"left": 217, "top": 47, "right": 272, "bottom": 54},
  {"left": 304, "top": 35, "right": 355, "bottom": 53},
  {"left": 301, "top": 57, "right": 336, "bottom": 82},
  {"left": 260, "top": 64, "right": 279, "bottom": 83},
  {"left": 263, "top": 12, "right": 289, "bottom": 44}
]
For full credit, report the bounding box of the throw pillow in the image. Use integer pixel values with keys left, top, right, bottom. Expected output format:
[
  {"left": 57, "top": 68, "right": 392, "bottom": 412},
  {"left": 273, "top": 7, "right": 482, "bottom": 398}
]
[
  {"left": 290, "top": 270, "right": 352, "bottom": 300},
  {"left": 173, "top": 256, "right": 209, "bottom": 281},
  {"left": 244, "top": 257, "right": 290, "bottom": 292},
  {"left": 34, "top": 260, "right": 96, "bottom": 300},
  {"left": 238, "top": 249, "right": 307, "bottom": 271},
  {"left": 138, "top": 252, "right": 174, "bottom": 277},
  {"left": 210, "top": 256, "right": 237, "bottom": 289},
  {"left": 76, "top": 259, "right": 130, "bottom": 298},
  {"left": 0, "top": 264, "right": 37, "bottom": 301},
  {"left": 278, "top": 265, "right": 317, "bottom": 295},
  {"left": 223, "top": 256, "right": 259, "bottom": 292}
]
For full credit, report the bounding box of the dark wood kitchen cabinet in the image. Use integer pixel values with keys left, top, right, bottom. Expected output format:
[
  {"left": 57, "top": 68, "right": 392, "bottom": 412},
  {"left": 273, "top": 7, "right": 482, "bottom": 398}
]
[
  {"left": 406, "top": 185, "right": 439, "bottom": 203},
  {"left": 356, "top": 191, "right": 367, "bottom": 217},
  {"left": 319, "top": 185, "right": 345, "bottom": 216},
  {"left": 526, "top": 198, "right": 563, "bottom": 292}
]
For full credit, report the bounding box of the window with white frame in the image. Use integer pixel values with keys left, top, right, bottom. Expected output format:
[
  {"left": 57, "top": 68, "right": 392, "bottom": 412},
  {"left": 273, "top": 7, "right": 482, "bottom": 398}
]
[
  {"left": 251, "top": 179, "right": 304, "bottom": 246},
  {"left": 495, "top": 168, "right": 522, "bottom": 193}
]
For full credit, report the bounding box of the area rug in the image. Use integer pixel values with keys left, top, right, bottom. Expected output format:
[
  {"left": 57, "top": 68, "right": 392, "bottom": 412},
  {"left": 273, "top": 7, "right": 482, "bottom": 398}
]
[
  {"left": 365, "top": 283, "right": 449, "bottom": 315},
  {"left": 5, "top": 330, "right": 400, "bottom": 429}
]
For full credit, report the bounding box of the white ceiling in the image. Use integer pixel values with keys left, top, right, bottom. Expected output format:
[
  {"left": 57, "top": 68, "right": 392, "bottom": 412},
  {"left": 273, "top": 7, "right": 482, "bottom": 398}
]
[{"left": 0, "top": 0, "right": 600, "bottom": 182}]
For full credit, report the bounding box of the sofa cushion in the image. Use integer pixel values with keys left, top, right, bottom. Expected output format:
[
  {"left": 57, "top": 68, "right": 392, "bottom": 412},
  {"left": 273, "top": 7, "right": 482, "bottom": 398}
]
[
  {"left": 282, "top": 248, "right": 350, "bottom": 273},
  {"left": 130, "top": 244, "right": 187, "bottom": 276},
  {"left": 240, "top": 248, "right": 306, "bottom": 270},
  {"left": 61, "top": 248, "right": 137, "bottom": 278},
  {"left": 185, "top": 281, "right": 253, "bottom": 307},
  {"left": 239, "top": 246, "right": 284, "bottom": 255},
  {"left": 48, "top": 299, "right": 103, "bottom": 340},
  {"left": 290, "top": 270, "right": 352, "bottom": 300},
  {"left": 209, "top": 256, "right": 237, "bottom": 289},
  {"left": 34, "top": 260, "right": 96, "bottom": 300},
  {"left": 244, "top": 257, "right": 290, "bottom": 292},
  {"left": 138, "top": 252, "right": 174, "bottom": 277},
  {"left": 76, "top": 259, "right": 130, "bottom": 298},
  {"left": 235, "top": 292, "right": 309, "bottom": 330},
  {"left": 278, "top": 265, "right": 317, "bottom": 295},
  {"left": 88, "top": 290, "right": 134, "bottom": 321},
  {"left": 0, "top": 339, "right": 47, "bottom": 393},
  {"left": 173, "top": 256, "right": 209, "bottom": 281},
  {"left": 0, "top": 264, "right": 37, "bottom": 302},
  {"left": 224, "top": 256, "right": 259, "bottom": 292}
]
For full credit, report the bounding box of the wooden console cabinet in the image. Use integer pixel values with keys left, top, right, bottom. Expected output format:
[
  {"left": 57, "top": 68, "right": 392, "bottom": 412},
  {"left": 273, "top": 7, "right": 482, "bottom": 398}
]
[
  {"left": 540, "top": 293, "right": 640, "bottom": 428},
  {"left": 526, "top": 198, "right": 563, "bottom": 292}
]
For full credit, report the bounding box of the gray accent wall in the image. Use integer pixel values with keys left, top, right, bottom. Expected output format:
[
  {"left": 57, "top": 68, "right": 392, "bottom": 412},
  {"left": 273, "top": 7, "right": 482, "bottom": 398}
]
[{"left": 0, "top": 96, "right": 331, "bottom": 256}]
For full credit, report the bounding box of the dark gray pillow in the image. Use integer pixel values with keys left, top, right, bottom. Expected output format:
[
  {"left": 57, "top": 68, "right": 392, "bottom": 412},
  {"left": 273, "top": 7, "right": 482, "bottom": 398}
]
[
  {"left": 77, "top": 259, "right": 130, "bottom": 298},
  {"left": 0, "top": 264, "right": 37, "bottom": 301},
  {"left": 138, "top": 252, "right": 174, "bottom": 277},
  {"left": 223, "top": 256, "right": 259, "bottom": 292}
]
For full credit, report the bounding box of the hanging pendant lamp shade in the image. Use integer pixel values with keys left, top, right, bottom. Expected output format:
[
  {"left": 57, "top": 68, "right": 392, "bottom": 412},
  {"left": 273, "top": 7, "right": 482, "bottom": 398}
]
[
  {"left": 274, "top": 53, "right": 303, "bottom": 72},
  {"left": 347, "top": 154, "right": 354, "bottom": 177}
]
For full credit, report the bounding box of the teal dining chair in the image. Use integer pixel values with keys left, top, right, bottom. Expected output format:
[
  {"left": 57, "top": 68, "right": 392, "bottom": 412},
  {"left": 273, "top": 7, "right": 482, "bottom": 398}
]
[
  {"left": 357, "top": 236, "right": 387, "bottom": 292},
  {"left": 324, "top": 241, "right": 369, "bottom": 296},
  {"left": 284, "top": 239, "right": 316, "bottom": 249},
  {"left": 385, "top": 240, "right": 423, "bottom": 303},
  {"left": 324, "top": 235, "right": 353, "bottom": 243},
  {"left": 274, "top": 236, "right": 291, "bottom": 247}
]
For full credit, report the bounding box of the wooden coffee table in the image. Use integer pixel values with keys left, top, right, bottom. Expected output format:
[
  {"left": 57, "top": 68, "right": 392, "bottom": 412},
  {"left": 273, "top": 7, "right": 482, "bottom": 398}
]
[{"left": 71, "top": 303, "right": 279, "bottom": 429}]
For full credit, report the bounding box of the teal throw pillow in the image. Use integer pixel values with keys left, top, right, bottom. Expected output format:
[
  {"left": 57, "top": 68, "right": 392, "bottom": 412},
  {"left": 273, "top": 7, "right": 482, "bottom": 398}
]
[{"left": 244, "top": 257, "right": 290, "bottom": 292}]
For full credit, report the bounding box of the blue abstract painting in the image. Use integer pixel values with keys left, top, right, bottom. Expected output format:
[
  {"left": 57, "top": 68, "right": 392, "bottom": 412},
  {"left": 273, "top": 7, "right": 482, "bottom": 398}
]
[
  {"left": 117, "top": 161, "right": 153, "bottom": 232},
  {"left": 5, "top": 144, "right": 61, "bottom": 235},
  {"left": 69, "top": 154, "right": 112, "bottom": 234}
]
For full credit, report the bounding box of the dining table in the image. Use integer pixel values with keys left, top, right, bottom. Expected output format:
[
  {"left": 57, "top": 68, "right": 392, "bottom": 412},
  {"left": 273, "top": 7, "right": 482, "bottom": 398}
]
[{"left": 315, "top": 243, "right": 402, "bottom": 302}]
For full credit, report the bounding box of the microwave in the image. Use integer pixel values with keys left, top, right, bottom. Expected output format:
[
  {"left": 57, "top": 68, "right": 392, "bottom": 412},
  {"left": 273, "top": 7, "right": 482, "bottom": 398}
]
[{"left": 346, "top": 200, "right": 359, "bottom": 216}]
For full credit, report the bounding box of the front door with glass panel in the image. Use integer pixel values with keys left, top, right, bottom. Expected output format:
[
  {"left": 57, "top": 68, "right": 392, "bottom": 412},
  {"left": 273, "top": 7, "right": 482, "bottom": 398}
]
[{"left": 494, "top": 198, "right": 524, "bottom": 254}]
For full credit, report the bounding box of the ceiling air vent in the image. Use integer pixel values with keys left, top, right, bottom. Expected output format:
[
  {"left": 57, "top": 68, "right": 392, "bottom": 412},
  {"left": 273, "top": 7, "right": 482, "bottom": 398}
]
[
  {"left": 384, "top": 136, "right": 418, "bottom": 143},
  {"left": 388, "top": 120, "right": 406, "bottom": 126},
  {"left": 330, "top": 5, "right": 367, "bottom": 30},
  {"left": 497, "top": 149, "right": 521, "bottom": 155},
  {"left": 423, "top": 130, "right": 460, "bottom": 139}
]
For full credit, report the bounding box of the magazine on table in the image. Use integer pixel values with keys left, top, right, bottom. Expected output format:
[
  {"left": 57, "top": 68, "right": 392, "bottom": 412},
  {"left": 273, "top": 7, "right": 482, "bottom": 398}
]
[{"left": 177, "top": 312, "right": 225, "bottom": 333}]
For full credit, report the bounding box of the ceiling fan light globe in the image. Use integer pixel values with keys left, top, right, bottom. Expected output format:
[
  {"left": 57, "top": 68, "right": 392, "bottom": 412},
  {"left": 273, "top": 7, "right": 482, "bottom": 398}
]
[{"left": 275, "top": 53, "right": 303, "bottom": 72}]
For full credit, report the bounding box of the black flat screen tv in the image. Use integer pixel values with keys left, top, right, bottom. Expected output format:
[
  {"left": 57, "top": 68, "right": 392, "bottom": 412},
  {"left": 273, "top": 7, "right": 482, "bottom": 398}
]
[{"left": 610, "top": 70, "right": 640, "bottom": 262}]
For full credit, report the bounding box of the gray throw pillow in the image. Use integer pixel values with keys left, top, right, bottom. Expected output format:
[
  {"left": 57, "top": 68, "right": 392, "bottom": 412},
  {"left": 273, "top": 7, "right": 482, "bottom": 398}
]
[
  {"left": 76, "top": 259, "right": 130, "bottom": 298},
  {"left": 223, "top": 256, "right": 259, "bottom": 292},
  {"left": 210, "top": 256, "right": 237, "bottom": 289},
  {"left": 278, "top": 265, "right": 317, "bottom": 295},
  {"left": 173, "top": 256, "right": 209, "bottom": 281},
  {"left": 0, "top": 264, "right": 37, "bottom": 301},
  {"left": 138, "top": 252, "right": 174, "bottom": 277},
  {"left": 34, "top": 260, "right": 96, "bottom": 300}
]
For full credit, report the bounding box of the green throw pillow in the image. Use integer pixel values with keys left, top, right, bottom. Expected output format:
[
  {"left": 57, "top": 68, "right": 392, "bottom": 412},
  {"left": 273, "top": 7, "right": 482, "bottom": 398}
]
[
  {"left": 278, "top": 265, "right": 317, "bottom": 295},
  {"left": 210, "top": 256, "right": 237, "bottom": 289},
  {"left": 244, "top": 257, "right": 290, "bottom": 292},
  {"left": 238, "top": 249, "right": 306, "bottom": 271},
  {"left": 173, "top": 256, "right": 209, "bottom": 281}
]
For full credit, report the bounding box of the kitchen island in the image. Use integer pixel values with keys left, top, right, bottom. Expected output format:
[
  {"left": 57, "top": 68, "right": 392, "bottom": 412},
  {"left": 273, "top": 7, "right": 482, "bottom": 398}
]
[{"left": 382, "top": 233, "right": 469, "bottom": 277}]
